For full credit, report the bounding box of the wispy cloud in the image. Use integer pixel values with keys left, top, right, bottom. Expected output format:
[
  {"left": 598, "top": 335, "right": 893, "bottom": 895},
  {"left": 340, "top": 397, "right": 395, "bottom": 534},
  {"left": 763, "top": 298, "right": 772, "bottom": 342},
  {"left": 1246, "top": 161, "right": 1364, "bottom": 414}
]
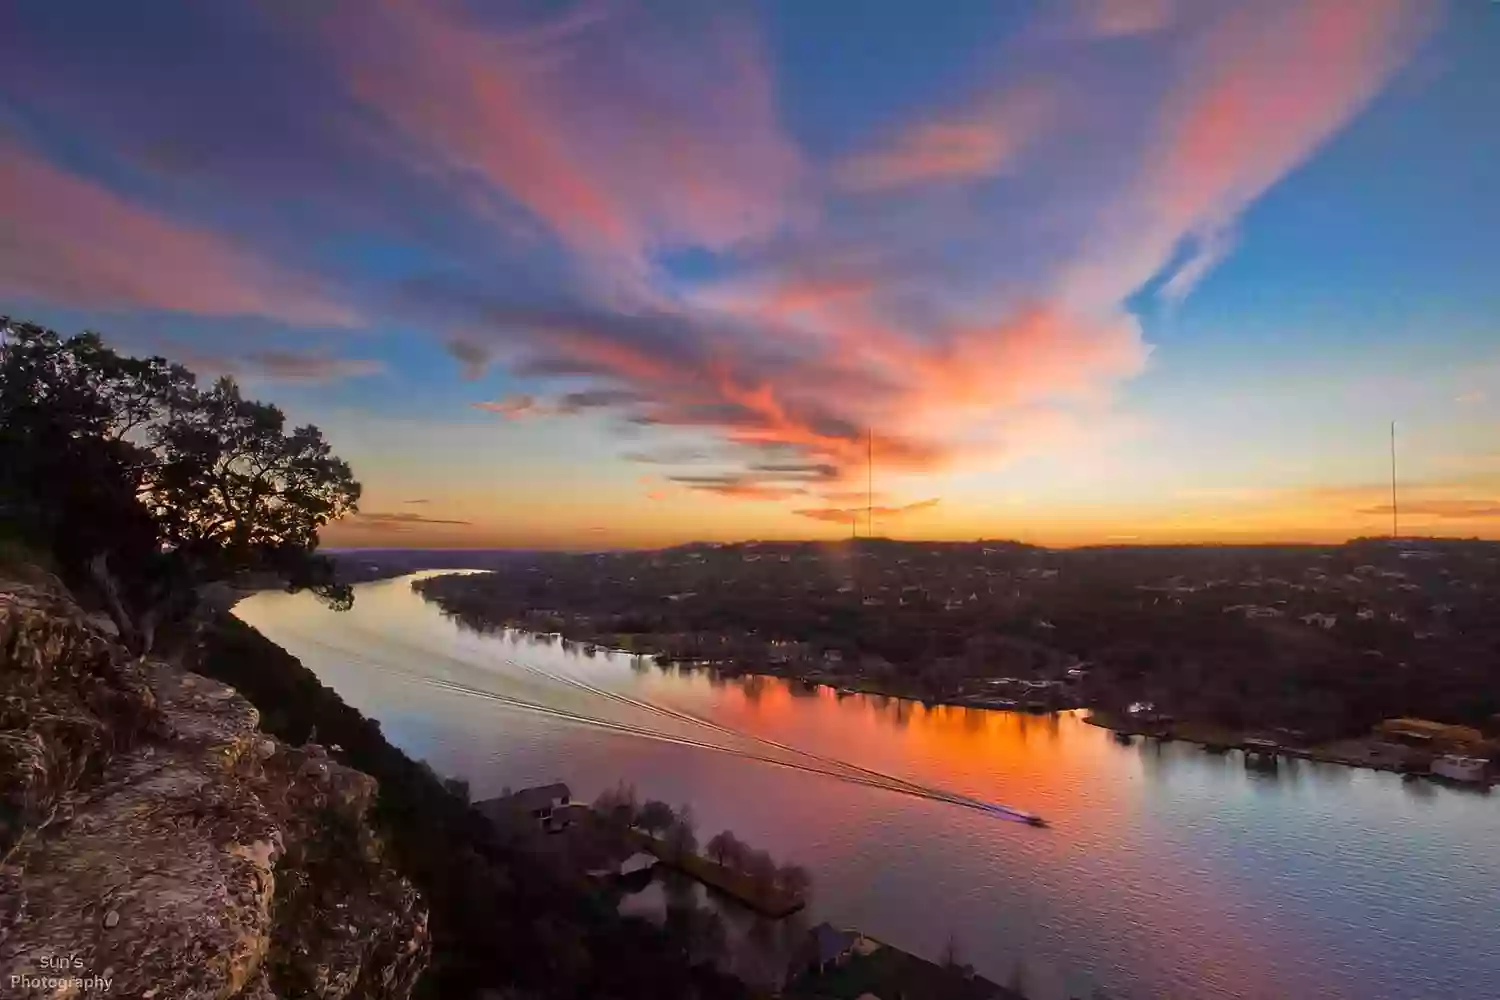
[
  {"left": 793, "top": 498, "right": 941, "bottom": 523},
  {"left": 319, "top": 0, "right": 802, "bottom": 277},
  {"left": 1063, "top": 0, "right": 1428, "bottom": 307},
  {"left": 1357, "top": 500, "right": 1500, "bottom": 520},
  {"left": 0, "top": 0, "right": 1437, "bottom": 531},
  {"left": 473, "top": 395, "right": 542, "bottom": 419},
  {"left": 623, "top": 447, "right": 715, "bottom": 465},
  {"left": 348, "top": 511, "right": 473, "bottom": 529},
  {"left": 836, "top": 86, "right": 1054, "bottom": 191},
  {"left": 242, "top": 351, "right": 385, "bottom": 382},
  {"left": 1073, "top": 0, "right": 1177, "bottom": 38},
  {"left": 0, "top": 143, "right": 353, "bottom": 325},
  {"left": 667, "top": 473, "right": 809, "bottom": 502}
]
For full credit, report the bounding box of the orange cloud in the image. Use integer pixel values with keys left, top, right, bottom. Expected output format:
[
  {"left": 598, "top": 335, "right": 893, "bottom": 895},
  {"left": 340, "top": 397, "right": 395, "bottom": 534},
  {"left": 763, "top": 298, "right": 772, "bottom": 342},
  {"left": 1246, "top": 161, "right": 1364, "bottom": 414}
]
[
  {"left": 0, "top": 143, "right": 352, "bottom": 324},
  {"left": 1358, "top": 500, "right": 1500, "bottom": 520},
  {"left": 691, "top": 482, "right": 808, "bottom": 502},
  {"left": 793, "top": 498, "right": 941, "bottom": 523},
  {"left": 399, "top": 0, "right": 1421, "bottom": 518},
  {"left": 837, "top": 86, "right": 1053, "bottom": 191}
]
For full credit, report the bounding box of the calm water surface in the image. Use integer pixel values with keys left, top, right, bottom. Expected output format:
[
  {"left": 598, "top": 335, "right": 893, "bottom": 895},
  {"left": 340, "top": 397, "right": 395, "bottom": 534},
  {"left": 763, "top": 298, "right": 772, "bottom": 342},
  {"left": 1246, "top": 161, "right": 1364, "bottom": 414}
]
[{"left": 235, "top": 574, "right": 1500, "bottom": 1000}]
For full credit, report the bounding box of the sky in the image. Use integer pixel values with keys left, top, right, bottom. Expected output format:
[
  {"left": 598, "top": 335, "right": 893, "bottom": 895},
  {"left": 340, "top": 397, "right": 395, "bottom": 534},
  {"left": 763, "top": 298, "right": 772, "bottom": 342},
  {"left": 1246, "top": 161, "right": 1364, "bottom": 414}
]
[{"left": 2, "top": 0, "right": 1497, "bottom": 549}]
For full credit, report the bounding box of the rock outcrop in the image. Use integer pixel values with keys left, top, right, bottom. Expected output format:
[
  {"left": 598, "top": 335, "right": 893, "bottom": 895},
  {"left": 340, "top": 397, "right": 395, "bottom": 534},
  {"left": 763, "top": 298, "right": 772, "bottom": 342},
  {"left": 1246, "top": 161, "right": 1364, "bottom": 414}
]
[{"left": 0, "top": 574, "right": 428, "bottom": 999}]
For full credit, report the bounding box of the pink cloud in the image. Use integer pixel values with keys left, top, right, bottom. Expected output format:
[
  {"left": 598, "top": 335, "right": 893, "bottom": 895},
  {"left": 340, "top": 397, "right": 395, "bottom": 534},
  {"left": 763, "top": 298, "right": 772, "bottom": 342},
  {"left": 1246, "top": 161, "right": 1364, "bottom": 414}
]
[
  {"left": 322, "top": 0, "right": 802, "bottom": 272},
  {"left": 694, "top": 482, "right": 807, "bottom": 502},
  {"left": 1064, "top": 0, "right": 1427, "bottom": 306},
  {"left": 837, "top": 86, "right": 1053, "bottom": 191},
  {"left": 0, "top": 143, "right": 353, "bottom": 324},
  {"left": 410, "top": 0, "right": 1422, "bottom": 511}
]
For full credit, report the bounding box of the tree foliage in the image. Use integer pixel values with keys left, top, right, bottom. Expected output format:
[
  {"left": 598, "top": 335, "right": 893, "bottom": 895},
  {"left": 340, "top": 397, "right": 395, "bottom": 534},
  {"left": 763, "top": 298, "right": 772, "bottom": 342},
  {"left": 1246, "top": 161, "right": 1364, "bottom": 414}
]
[
  {"left": 775, "top": 863, "right": 812, "bottom": 899},
  {"left": 741, "top": 848, "right": 777, "bottom": 891},
  {"left": 706, "top": 830, "right": 742, "bottom": 866},
  {"left": 636, "top": 799, "right": 675, "bottom": 836},
  {"left": 664, "top": 802, "right": 697, "bottom": 859},
  {"left": 0, "top": 318, "right": 359, "bottom": 651},
  {"left": 593, "top": 781, "right": 640, "bottom": 828}
]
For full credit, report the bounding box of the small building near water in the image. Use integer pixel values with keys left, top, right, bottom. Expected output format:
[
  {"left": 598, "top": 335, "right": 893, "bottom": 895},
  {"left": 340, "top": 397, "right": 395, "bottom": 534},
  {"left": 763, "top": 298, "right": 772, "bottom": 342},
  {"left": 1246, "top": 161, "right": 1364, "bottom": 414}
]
[
  {"left": 480, "top": 782, "right": 575, "bottom": 833},
  {"left": 791, "top": 922, "right": 866, "bottom": 978},
  {"left": 1431, "top": 755, "right": 1490, "bottom": 784}
]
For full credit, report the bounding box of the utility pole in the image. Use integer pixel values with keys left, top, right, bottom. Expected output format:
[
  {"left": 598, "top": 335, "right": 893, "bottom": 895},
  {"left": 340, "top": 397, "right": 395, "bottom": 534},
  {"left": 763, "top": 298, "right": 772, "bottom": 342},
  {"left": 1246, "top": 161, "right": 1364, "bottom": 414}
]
[
  {"left": 867, "top": 427, "right": 874, "bottom": 540},
  {"left": 1390, "top": 420, "right": 1399, "bottom": 539}
]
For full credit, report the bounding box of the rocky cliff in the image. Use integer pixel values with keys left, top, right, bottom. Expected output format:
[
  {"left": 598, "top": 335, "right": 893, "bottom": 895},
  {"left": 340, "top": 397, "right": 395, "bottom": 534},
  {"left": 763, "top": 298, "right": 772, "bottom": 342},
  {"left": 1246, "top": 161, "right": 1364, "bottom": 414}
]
[{"left": 0, "top": 573, "right": 429, "bottom": 999}]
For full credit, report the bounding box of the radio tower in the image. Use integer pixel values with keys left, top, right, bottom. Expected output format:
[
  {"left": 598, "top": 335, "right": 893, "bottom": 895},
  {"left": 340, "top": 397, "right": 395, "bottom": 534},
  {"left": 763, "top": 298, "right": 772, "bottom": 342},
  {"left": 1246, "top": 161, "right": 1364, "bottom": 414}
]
[
  {"left": 867, "top": 428, "right": 874, "bottom": 539},
  {"left": 1390, "top": 420, "right": 1399, "bottom": 539}
]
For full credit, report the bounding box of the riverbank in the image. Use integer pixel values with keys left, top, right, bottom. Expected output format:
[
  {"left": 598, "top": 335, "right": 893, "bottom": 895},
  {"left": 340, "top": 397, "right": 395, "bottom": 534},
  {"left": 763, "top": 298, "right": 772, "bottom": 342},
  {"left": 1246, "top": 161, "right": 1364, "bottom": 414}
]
[
  {"left": 625, "top": 829, "right": 806, "bottom": 918},
  {"left": 487, "top": 620, "right": 1498, "bottom": 790},
  {"left": 242, "top": 575, "right": 1500, "bottom": 1000},
  {"left": 485, "top": 620, "right": 1082, "bottom": 716},
  {"left": 1083, "top": 710, "right": 1498, "bottom": 788},
  {"left": 199, "top": 613, "right": 753, "bottom": 999}
]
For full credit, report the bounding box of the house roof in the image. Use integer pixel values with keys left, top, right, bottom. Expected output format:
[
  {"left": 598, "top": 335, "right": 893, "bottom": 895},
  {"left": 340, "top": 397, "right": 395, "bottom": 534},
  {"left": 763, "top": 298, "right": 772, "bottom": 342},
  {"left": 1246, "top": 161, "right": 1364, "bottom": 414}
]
[
  {"left": 502, "top": 782, "right": 571, "bottom": 811},
  {"left": 808, "top": 922, "right": 860, "bottom": 965}
]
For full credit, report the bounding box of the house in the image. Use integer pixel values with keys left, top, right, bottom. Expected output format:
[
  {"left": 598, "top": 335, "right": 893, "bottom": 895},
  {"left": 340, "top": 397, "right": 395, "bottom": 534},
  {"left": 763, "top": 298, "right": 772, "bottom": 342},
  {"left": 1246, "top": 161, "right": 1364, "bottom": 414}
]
[
  {"left": 1126, "top": 700, "right": 1170, "bottom": 725},
  {"left": 793, "top": 922, "right": 863, "bottom": 978},
  {"left": 486, "top": 782, "right": 574, "bottom": 833},
  {"left": 1431, "top": 755, "right": 1489, "bottom": 784}
]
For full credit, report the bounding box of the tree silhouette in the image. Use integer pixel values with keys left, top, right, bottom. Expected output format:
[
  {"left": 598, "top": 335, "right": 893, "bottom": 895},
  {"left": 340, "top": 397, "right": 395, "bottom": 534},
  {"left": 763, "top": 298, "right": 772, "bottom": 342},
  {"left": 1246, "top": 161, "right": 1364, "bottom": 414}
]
[
  {"left": 637, "top": 800, "right": 676, "bottom": 836},
  {"left": 0, "top": 318, "right": 358, "bottom": 652},
  {"left": 706, "top": 830, "right": 742, "bottom": 866},
  {"left": 665, "top": 803, "right": 698, "bottom": 859}
]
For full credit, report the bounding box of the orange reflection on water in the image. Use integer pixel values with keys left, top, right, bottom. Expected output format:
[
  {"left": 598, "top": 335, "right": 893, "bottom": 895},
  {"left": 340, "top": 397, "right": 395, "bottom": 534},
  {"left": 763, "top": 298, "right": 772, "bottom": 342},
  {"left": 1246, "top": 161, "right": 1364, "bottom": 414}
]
[{"left": 686, "top": 677, "right": 1289, "bottom": 999}]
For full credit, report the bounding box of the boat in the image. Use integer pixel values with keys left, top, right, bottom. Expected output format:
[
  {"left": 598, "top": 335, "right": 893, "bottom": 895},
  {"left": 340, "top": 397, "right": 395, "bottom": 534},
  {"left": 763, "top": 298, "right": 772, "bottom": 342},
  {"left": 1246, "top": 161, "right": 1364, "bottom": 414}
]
[{"left": 1019, "top": 813, "right": 1049, "bottom": 828}]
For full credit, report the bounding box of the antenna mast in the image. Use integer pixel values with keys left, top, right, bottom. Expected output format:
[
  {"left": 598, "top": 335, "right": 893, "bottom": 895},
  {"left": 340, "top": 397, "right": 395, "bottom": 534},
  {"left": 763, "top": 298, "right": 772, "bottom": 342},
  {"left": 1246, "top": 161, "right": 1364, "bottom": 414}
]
[
  {"left": 867, "top": 428, "right": 874, "bottom": 539},
  {"left": 1389, "top": 420, "right": 1399, "bottom": 539}
]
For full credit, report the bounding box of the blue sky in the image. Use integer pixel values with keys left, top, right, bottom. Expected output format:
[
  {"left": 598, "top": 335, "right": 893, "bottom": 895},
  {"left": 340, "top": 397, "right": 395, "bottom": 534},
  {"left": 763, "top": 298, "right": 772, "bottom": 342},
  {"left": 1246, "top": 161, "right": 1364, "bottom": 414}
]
[{"left": 1, "top": 0, "right": 1496, "bottom": 547}]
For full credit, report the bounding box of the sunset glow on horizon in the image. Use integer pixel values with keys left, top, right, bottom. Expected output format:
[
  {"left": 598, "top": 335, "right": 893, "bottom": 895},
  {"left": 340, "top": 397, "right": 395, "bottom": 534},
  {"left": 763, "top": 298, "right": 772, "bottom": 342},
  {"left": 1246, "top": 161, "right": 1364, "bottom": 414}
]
[{"left": 3, "top": 0, "right": 1496, "bottom": 549}]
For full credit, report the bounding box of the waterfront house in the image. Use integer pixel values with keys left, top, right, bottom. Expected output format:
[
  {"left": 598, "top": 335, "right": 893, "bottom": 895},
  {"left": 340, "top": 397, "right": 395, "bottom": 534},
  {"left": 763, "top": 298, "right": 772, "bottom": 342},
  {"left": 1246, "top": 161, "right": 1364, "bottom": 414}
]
[
  {"left": 1127, "top": 701, "right": 1169, "bottom": 723},
  {"left": 486, "top": 782, "right": 574, "bottom": 833},
  {"left": 793, "top": 922, "right": 863, "bottom": 977},
  {"left": 1431, "top": 755, "right": 1489, "bottom": 783}
]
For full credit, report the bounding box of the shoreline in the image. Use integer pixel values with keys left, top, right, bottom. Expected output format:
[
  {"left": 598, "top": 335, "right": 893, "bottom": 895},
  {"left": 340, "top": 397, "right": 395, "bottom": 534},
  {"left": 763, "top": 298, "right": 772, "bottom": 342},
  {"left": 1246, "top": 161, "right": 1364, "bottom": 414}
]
[
  {"left": 1081, "top": 711, "right": 1498, "bottom": 789},
  {"left": 419, "top": 602, "right": 1496, "bottom": 792}
]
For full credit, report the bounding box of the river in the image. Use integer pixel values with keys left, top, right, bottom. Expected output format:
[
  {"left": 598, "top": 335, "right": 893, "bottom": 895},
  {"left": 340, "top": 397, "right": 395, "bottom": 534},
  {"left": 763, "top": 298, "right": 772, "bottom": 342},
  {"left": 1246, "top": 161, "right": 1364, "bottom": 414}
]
[{"left": 234, "top": 573, "right": 1500, "bottom": 1000}]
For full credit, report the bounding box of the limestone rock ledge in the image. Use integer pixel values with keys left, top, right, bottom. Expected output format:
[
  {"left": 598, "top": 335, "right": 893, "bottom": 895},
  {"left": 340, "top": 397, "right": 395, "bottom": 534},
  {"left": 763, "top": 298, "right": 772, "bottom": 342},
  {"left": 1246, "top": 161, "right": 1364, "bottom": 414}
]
[{"left": 0, "top": 576, "right": 429, "bottom": 999}]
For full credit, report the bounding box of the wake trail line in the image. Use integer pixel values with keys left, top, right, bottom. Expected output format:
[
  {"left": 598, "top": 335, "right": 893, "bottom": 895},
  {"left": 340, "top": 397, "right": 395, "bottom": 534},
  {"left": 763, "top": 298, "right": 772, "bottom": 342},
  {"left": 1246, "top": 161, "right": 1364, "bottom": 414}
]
[
  {"left": 501, "top": 656, "right": 1017, "bottom": 816},
  {"left": 418, "top": 675, "right": 1000, "bottom": 812},
  {"left": 286, "top": 617, "right": 1035, "bottom": 820}
]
